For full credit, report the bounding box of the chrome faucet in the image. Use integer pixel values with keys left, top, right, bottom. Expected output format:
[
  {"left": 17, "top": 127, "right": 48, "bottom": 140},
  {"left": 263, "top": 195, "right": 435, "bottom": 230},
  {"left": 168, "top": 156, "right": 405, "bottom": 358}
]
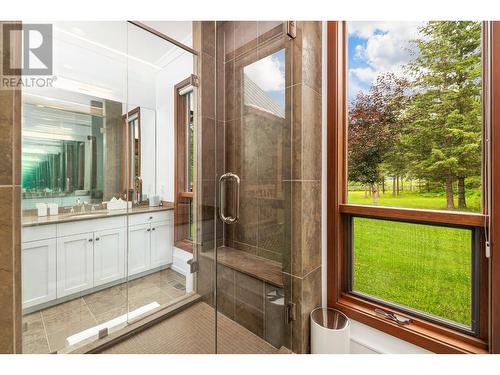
[{"left": 135, "top": 176, "right": 143, "bottom": 205}]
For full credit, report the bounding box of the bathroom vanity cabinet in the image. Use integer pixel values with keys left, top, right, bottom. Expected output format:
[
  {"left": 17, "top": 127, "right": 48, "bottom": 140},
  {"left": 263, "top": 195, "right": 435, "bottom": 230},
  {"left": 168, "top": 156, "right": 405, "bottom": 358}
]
[{"left": 21, "top": 209, "right": 174, "bottom": 310}]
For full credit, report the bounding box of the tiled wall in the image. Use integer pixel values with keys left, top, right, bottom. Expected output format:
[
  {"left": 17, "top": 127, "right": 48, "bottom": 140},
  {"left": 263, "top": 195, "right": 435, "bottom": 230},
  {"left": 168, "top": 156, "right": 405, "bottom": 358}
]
[
  {"left": 285, "top": 21, "right": 323, "bottom": 354},
  {"left": 0, "top": 21, "right": 22, "bottom": 353},
  {"left": 219, "top": 21, "right": 289, "bottom": 264}
]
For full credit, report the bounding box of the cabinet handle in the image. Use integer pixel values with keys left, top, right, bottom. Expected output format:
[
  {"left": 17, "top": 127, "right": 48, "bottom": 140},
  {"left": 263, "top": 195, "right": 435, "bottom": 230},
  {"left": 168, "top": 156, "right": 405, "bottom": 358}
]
[
  {"left": 147, "top": 228, "right": 151, "bottom": 232},
  {"left": 95, "top": 237, "right": 100, "bottom": 241},
  {"left": 149, "top": 216, "right": 153, "bottom": 220},
  {"left": 88, "top": 238, "right": 93, "bottom": 242},
  {"left": 152, "top": 228, "right": 156, "bottom": 231}
]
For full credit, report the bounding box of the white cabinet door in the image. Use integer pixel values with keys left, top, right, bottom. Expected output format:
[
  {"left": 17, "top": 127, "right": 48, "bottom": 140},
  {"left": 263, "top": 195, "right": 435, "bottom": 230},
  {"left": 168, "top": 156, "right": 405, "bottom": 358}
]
[
  {"left": 150, "top": 220, "right": 173, "bottom": 268},
  {"left": 56, "top": 233, "right": 94, "bottom": 298},
  {"left": 22, "top": 239, "right": 57, "bottom": 309},
  {"left": 128, "top": 224, "right": 151, "bottom": 276},
  {"left": 94, "top": 227, "right": 126, "bottom": 287}
]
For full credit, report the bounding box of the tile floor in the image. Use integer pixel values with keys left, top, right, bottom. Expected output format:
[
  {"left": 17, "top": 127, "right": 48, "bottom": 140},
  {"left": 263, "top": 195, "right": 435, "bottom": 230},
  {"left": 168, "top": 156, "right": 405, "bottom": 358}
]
[{"left": 22, "top": 268, "right": 186, "bottom": 354}]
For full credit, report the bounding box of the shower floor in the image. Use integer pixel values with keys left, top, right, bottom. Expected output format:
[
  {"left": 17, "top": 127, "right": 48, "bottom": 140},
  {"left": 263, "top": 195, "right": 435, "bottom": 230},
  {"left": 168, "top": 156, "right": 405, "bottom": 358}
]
[
  {"left": 22, "top": 268, "right": 187, "bottom": 354},
  {"left": 99, "top": 302, "right": 290, "bottom": 354}
]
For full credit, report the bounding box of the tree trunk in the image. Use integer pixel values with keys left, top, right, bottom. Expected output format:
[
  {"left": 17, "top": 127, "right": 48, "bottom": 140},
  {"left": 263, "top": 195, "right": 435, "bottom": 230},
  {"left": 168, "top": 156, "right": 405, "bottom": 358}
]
[
  {"left": 392, "top": 176, "right": 396, "bottom": 196},
  {"left": 400, "top": 176, "right": 403, "bottom": 192},
  {"left": 445, "top": 176, "right": 455, "bottom": 209},
  {"left": 364, "top": 187, "right": 368, "bottom": 198},
  {"left": 458, "top": 176, "right": 466, "bottom": 209},
  {"left": 372, "top": 184, "right": 379, "bottom": 205},
  {"left": 382, "top": 178, "right": 385, "bottom": 194},
  {"left": 396, "top": 176, "right": 400, "bottom": 196}
]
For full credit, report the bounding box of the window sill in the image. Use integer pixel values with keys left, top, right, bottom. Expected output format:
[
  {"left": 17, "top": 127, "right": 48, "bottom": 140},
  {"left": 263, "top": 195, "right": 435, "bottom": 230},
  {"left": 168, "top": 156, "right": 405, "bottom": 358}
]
[{"left": 334, "top": 294, "right": 488, "bottom": 354}]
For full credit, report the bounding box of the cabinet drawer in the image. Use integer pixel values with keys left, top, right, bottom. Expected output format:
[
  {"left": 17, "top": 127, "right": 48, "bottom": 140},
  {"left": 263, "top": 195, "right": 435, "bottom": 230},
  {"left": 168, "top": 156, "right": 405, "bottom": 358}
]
[
  {"left": 58, "top": 216, "right": 126, "bottom": 237},
  {"left": 22, "top": 224, "right": 57, "bottom": 242},
  {"left": 128, "top": 210, "right": 172, "bottom": 226}
]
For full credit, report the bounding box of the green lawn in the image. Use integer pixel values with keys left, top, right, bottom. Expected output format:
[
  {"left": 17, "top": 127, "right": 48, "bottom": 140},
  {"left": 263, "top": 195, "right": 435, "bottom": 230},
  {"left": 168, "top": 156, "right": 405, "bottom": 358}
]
[
  {"left": 353, "top": 217, "right": 472, "bottom": 326},
  {"left": 348, "top": 190, "right": 481, "bottom": 212},
  {"left": 348, "top": 190, "right": 477, "bottom": 327}
]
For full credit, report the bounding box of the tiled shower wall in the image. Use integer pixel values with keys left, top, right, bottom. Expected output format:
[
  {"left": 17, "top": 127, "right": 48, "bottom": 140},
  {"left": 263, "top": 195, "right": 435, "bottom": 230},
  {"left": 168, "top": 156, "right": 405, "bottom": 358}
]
[{"left": 0, "top": 21, "right": 22, "bottom": 353}]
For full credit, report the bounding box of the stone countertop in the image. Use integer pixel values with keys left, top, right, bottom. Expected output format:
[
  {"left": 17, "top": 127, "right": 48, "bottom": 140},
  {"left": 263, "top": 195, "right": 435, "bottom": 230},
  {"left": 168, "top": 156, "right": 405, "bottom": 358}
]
[{"left": 22, "top": 202, "right": 174, "bottom": 227}]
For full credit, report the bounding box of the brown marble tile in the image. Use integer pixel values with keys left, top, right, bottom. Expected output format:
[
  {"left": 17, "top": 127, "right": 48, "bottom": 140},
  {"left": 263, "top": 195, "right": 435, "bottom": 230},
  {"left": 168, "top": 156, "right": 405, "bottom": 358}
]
[
  {"left": 0, "top": 90, "right": 13, "bottom": 185},
  {"left": 301, "top": 85, "right": 322, "bottom": 181},
  {"left": 235, "top": 271, "right": 265, "bottom": 310},
  {"left": 289, "top": 180, "right": 321, "bottom": 277},
  {"left": 201, "top": 21, "right": 215, "bottom": 57},
  {"left": 216, "top": 264, "right": 235, "bottom": 319},
  {"left": 93, "top": 306, "right": 128, "bottom": 324},
  {"left": 22, "top": 312, "right": 45, "bottom": 344},
  {"left": 290, "top": 181, "right": 303, "bottom": 276},
  {"left": 201, "top": 117, "right": 216, "bottom": 180},
  {"left": 233, "top": 194, "right": 258, "bottom": 247},
  {"left": 197, "top": 253, "right": 215, "bottom": 306},
  {"left": 301, "top": 181, "right": 321, "bottom": 275},
  {"left": 291, "top": 84, "right": 303, "bottom": 180},
  {"left": 127, "top": 287, "right": 174, "bottom": 311},
  {"left": 301, "top": 21, "right": 322, "bottom": 95},
  {"left": 192, "top": 21, "right": 201, "bottom": 52},
  {"left": 233, "top": 21, "right": 258, "bottom": 60},
  {"left": 258, "top": 196, "right": 285, "bottom": 256},
  {"left": 40, "top": 297, "right": 87, "bottom": 320},
  {"left": 222, "top": 21, "right": 235, "bottom": 62},
  {"left": 42, "top": 305, "right": 95, "bottom": 336},
  {"left": 46, "top": 317, "right": 98, "bottom": 353},
  {"left": 235, "top": 299, "right": 264, "bottom": 338},
  {"left": 224, "top": 59, "right": 236, "bottom": 121},
  {"left": 240, "top": 118, "right": 259, "bottom": 182},
  {"left": 22, "top": 336, "right": 49, "bottom": 354},
  {"left": 0, "top": 187, "right": 14, "bottom": 353},
  {"left": 201, "top": 54, "right": 215, "bottom": 120},
  {"left": 265, "top": 283, "right": 285, "bottom": 348},
  {"left": 258, "top": 21, "right": 284, "bottom": 45},
  {"left": 225, "top": 119, "right": 238, "bottom": 174},
  {"left": 83, "top": 286, "right": 127, "bottom": 317}
]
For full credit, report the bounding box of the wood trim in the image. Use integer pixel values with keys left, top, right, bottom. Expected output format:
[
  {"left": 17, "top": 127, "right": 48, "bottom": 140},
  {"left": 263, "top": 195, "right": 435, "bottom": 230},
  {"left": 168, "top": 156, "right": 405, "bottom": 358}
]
[
  {"left": 121, "top": 107, "right": 141, "bottom": 198},
  {"left": 340, "top": 204, "right": 485, "bottom": 227},
  {"left": 335, "top": 295, "right": 487, "bottom": 354},
  {"left": 174, "top": 77, "right": 194, "bottom": 245},
  {"left": 326, "top": 21, "right": 491, "bottom": 354},
  {"left": 490, "top": 21, "right": 500, "bottom": 354}
]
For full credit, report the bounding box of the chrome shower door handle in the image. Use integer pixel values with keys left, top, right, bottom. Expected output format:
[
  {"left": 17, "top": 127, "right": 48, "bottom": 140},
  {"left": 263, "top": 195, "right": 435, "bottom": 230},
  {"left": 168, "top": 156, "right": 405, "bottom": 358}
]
[{"left": 219, "top": 172, "right": 240, "bottom": 224}]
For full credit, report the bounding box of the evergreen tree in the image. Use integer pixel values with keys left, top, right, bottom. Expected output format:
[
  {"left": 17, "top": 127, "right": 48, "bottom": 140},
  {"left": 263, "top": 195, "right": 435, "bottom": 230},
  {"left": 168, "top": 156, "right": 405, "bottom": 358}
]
[{"left": 403, "top": 21, "right": 482, "bottom": 209}]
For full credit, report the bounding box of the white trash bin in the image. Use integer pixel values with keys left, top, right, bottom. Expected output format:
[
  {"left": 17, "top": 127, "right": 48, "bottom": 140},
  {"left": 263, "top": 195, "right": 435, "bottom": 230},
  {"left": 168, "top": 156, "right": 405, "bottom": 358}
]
[{"left": 311, "top": 307, "right": 350, "bottom": 354}]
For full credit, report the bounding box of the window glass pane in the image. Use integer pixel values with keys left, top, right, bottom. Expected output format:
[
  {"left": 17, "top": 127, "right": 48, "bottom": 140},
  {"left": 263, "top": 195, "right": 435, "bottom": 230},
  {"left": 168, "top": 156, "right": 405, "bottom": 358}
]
[
  {"left": 352, "top": 217, "right": 473, "bottom": 327},
  {"left": 346, "top": 22, "right": 482, "bottom": 212}
]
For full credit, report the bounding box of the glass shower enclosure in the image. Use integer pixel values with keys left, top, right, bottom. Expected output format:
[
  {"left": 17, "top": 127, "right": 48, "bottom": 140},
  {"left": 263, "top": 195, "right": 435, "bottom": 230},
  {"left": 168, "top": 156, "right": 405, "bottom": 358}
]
[{"left": 20, "top": 20, "right": 294, "bottom": 354}]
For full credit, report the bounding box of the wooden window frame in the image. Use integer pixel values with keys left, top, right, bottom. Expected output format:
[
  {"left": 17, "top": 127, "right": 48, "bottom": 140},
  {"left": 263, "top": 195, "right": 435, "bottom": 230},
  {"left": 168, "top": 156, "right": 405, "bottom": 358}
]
[
  {"left": 327, "top": 21, "right": 500, "bottom": 354},
  {"left": 174, "top": 76, "right": 195, "bottom": 253},
  {"left": 121, "top": 106, "right": 141, "bottom": 199}
]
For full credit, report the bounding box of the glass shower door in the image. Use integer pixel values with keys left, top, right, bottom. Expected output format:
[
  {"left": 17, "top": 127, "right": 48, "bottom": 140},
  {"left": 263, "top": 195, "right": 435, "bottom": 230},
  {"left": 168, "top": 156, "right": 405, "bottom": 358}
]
[{"left": 215, "top": 21, "right": 292, "bottom": 353}]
